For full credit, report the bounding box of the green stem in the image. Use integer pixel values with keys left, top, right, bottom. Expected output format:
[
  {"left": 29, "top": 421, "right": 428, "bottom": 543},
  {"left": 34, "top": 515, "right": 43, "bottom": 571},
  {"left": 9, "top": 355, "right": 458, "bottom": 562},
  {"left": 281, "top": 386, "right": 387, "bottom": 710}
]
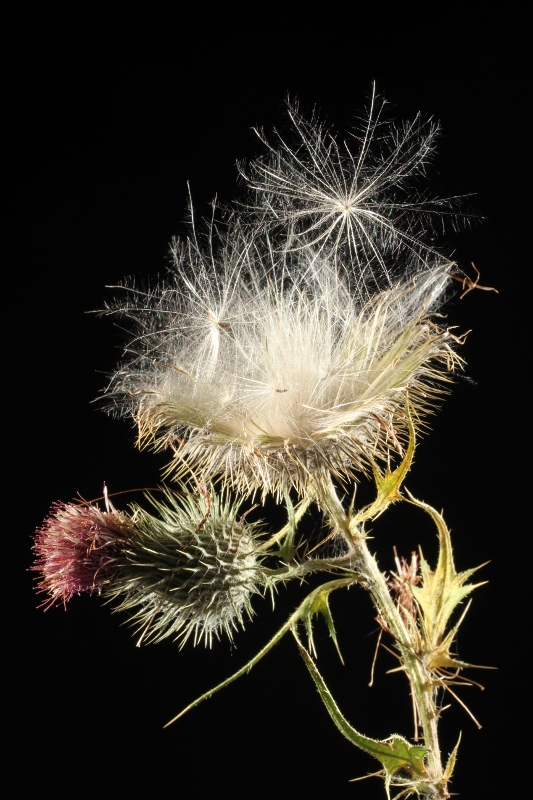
[{"left": 319, "top": 477, "right": 446, "bottom": 793}]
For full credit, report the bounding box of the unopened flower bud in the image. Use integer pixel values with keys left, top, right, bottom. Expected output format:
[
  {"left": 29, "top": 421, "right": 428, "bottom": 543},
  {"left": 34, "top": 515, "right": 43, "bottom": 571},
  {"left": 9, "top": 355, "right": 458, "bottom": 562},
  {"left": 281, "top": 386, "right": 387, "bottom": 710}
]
[{"left": 106, "top": 487, "right": 264, "bottom": 647}]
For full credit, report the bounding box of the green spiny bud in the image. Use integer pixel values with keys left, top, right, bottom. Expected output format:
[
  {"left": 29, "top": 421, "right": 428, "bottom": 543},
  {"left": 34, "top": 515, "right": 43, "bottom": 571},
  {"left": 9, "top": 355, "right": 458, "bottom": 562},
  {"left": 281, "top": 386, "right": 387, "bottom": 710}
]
[{"left": 107, "top": 486, "right": 265, "bottom": 647}]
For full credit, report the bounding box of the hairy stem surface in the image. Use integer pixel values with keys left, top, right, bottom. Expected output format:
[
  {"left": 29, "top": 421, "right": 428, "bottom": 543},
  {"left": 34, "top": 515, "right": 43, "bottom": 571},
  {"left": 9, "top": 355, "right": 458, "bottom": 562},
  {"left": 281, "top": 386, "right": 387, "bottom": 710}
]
[{"left": 320, "top": 478, "right": 447, "bottom": 796}]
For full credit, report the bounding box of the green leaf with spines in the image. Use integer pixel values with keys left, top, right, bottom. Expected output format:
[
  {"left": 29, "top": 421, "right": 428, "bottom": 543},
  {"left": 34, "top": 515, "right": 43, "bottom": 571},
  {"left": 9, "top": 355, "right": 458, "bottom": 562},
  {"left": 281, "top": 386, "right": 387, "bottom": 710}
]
[
  {"left": 443, "top": 733, "right": 461, "bottom": 783},
  {"left": 275, "top": 491, "right": 299, "bottom": 562},
  {"left": 406, "top": 491, "right": 487, "bottom": 671},
  {"left": 352, "top": 404, "right": 416, "bottom": 529},
  {"left": 300, "top": 578, "right": 345, "bottom": 663},
  {"left": 257, "top": 496, "right": 310, "bottom": 557},
  {"left": 293, "top": 627, "right": 430, "bottom": 796},
  {"left": 165, "top": 576, "right": 356, "bottom": 727}
]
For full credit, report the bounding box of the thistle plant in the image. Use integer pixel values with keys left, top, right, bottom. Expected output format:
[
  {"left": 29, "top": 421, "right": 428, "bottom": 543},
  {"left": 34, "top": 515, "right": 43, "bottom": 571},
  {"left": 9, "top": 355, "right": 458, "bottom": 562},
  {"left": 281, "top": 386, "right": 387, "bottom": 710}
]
[{"left": 32, "top": 90, "right": 490, "bottom": 798}]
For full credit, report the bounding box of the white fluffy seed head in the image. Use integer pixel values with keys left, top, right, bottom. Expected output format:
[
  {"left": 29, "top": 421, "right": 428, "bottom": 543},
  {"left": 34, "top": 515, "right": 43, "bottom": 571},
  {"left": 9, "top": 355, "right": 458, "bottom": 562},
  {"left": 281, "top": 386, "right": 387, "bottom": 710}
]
[
  {"left": 103, "top": 95, "right": 467, "bottom": 498},
  {"left": 106, "top": 246, "right": 462, "bottom": 498}
]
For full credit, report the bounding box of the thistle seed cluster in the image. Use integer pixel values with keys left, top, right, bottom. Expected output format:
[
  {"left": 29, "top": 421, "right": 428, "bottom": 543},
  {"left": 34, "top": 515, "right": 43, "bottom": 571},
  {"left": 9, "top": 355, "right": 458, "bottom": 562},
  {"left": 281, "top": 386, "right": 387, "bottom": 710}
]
[
  {"left": 240, "top": 94, "right": 464, "bottom": 296},
  {"left": 109, "top": 256, "right": 460, "bottom": 498},
  {"left": 105, "top": 95, "right": 463, "bottom": 498}
]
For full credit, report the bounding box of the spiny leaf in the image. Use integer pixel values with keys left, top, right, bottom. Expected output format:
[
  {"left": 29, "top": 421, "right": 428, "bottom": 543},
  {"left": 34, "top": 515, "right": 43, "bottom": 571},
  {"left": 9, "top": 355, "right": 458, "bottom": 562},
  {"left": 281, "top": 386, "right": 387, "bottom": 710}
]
[
  {"left": 443, "top": 732, "right": 461, "bottom": 783},
  {"left": 276, "top": 491, "right": 299, "bottom": 562},
  {"left": 301, "top": 580, "right": 345, "bottom": 663},
  {"left": 407, "top": 491, "right": 487, "bottom": 667},
  {"left": 258, "top": 495, "right": 310, "bottom": 555},
  {"left": 294, "top": 628, "right": 428, "bottom": 779},
  {"left": 165, "top": 576, "right": 355, "bottom": 727},
  {"left": 352, "top": 405, "right": 416, "bottom": 527}
]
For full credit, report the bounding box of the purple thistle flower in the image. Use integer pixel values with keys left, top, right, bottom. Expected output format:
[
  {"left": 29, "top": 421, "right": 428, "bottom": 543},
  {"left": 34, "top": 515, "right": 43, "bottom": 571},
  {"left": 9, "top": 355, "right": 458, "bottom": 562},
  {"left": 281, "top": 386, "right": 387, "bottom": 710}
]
[{"left": 32, "top": 501, "right": 132, "bottom": 609}]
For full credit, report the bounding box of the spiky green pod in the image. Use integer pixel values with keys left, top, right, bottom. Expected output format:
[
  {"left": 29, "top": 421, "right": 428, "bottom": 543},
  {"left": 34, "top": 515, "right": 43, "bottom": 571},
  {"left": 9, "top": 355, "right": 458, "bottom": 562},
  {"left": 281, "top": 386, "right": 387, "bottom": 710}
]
[{"left": 107, "top": 488, "right": 265, "bottom": 647}]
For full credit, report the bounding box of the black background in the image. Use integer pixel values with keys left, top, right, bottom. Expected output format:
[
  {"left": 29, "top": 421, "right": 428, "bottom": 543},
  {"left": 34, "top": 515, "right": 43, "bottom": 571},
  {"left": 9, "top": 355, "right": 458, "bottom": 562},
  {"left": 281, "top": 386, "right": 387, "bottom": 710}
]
[{"left": 10, "top": 16, "right": 525, "bottom": 798}]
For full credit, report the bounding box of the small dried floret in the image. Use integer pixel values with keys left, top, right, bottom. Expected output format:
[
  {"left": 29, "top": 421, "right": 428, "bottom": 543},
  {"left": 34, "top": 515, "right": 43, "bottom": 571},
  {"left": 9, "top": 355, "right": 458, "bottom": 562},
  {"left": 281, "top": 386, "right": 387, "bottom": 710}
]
[{"left": 389, "top": 549, "right": 422, "bottom": 622}]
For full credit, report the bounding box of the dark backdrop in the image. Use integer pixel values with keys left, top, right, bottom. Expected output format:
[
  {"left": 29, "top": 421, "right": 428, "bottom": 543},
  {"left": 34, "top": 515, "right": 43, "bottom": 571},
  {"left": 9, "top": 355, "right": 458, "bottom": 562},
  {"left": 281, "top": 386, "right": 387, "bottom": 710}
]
[{"left": 10, "top": 18, "right": 524, "bottom": 798}]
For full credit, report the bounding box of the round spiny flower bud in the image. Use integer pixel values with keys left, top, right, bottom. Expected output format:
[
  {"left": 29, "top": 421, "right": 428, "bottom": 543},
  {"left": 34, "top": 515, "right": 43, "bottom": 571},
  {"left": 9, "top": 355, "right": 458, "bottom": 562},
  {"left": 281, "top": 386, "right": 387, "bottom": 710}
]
[
  {"left": 107, "top": 487, "right": 264, "bottom": 647},
  {"left": 32, "top": 501, "right": 132, "bottom": 609}
]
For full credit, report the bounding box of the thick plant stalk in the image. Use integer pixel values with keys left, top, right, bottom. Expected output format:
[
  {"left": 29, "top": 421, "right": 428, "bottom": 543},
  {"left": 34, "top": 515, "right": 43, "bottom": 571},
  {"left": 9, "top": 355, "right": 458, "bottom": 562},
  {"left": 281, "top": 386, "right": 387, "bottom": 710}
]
[{"left": 319, "top": 478, "right": 447, "bottom": 795}]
